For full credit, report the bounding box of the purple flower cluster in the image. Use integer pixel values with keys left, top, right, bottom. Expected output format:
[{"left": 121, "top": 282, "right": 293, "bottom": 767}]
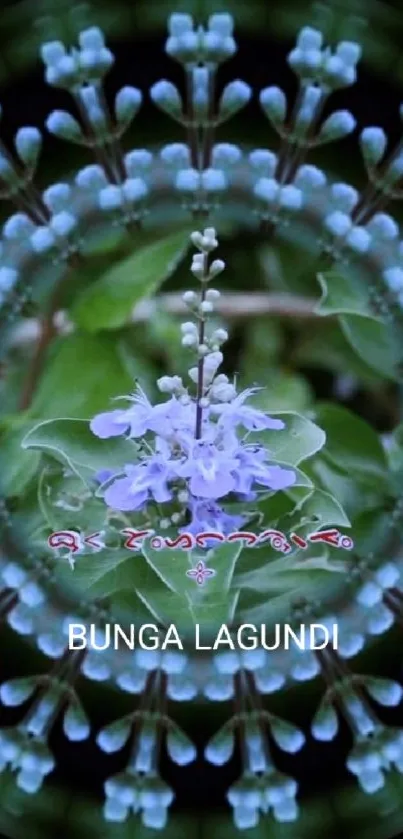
[{"left": 90, "top": 386, "right": 295, "bottom": 532}]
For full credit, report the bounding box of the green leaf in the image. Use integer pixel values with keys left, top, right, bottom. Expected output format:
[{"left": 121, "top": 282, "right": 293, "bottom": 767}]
[
  {"left": 22, "top": 418, "right": 138, "bottom": 484},
  {"left": 340, "top": 314, "right": 399, "bottom": 381},
  {"left": 72, "top": 230, "right": 191, "bottom": 332},
  {"left": 28, "top": 332, "right": 135, "bottom": 419},
  {"left": 279, "top": 486, "right": 351, "bottom": 532},
  {"left": 316, "top": 269, "right": 375, "bottom": 318},
  {"left": 313, "top": 403, "right": 388, "bottom": 481},
  {"left": 256, "top": 411, "right": 326, "bottom": 465},
  {"left": 141, "top": 539, "right": 243, "bottom": 598},
  {"left": 0, "top": 419, "right": 40, "bottom": 496},
  {"left": 37, "top": 465, "right": 108, "bottom": 532}
]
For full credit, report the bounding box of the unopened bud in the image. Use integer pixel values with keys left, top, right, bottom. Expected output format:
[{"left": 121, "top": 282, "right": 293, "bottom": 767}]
[
  {"left": 209, "top": 259, "right": 225, "bottom": 277},
  {"left": 46, "top": 110, "right": 84, "bottom": 143},
  {"left": 219, "top": 80, "right": 251, "bottom": 118},
  {"left": 260, "top": 86, "right": 287, "bottom": 123},
  {"left": 150, "top": 80, "right": 183, "bottom": 118}
]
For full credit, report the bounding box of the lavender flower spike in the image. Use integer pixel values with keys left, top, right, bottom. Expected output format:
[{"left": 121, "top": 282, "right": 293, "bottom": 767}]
[{"left": 90, "top": 227, "right": 295, "bottom": 521}]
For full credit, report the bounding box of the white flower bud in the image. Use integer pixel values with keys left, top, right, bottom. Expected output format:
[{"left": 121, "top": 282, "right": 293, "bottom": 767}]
[
  {"left": 46, "top": 110, "right": 84, "bottom": 143},
  {"left": 0, "top": 678, "right": 37, "bottom": 707},
  {"left": 182, "top": 334, "right": 198, "bottom": 347},
  {"left": 319, "top": 110, "right": 356, "bottom": 141},
  {"left": 368, "top": 213, "right": 398, "bottom": 240},
  {"left": 181, "top": 321, "right": 197, "bottom": 333},
  {"left": 325, "top": 210, "right": 352, "bottom": 237},
  {"left": 122, "top": 177, "right": 148, "bottom": 203},
  {"left": 330, "top": 182, "right": 358, "bottom": 212},
  {"left": 97, "top": 718, "right": 132, "bottom": 753},
  {"left": 384, "top": 266, "right": 403, "bottom": 293},
  {"left": 175, "top": 168, "right": 200, "bottom": 192},
  {"left": 41, "top": 40, "right": 65, "bottom": 65},
  {"left": 183, "top": 290, "right": 197, "bottom": 304},
  {"left": 260, "top": 86, "right": 287, "bottom": 123},
  {"left": 212, "top": 143, "right": 241, "bottom": 167},
  {"left": 201, "top": 168, "right": 227, "bottom": 192},
  {"left": 345, "top": 226, "right": 370, "bottom": 253},
  {"left": 360, "top": 127, "right": 387, "bottom": 166},
  {"left": 213, "top": 328, "right": 228, "bottom": 342},
  {"left": 98, "top": 185, "right": 123, "bottom": 210},
  {"left": 50, "top": 211, "right": 76, "bottom": 237},
  {"left": 208, "top": 13, "right": 233, "bottom": 36},
  {"left": 209, "top": 259, "right": 225, "bottom": 277},
  {"left": 169, "top": 13, "right": 193, "bottom": 36},
  {"left": 204, "top": 350, "right": 223, "bottom": 371},
  {"left": 43, "top": 182, "right": 70, "bottom": 212},
  {"left": 297, "top": 26, "right": 323, "bottom": 51},
  {"left": 254, "top": 177, "right": 279, "bottom": 203},
  {"left": 295, "top": 164, "right": 326, "bottom": 190},
  {"left": 279, "top": 184, "right": 303, "bottom": 210},
  {"left": 375, "top": 563, "right": 399, "bottom": 588},
  {"left": 150, "top": 80, "right": 183, "bottom": 117},
  {"left": 63, "top": 702, "right": 90, "bottom": 741},
  {"left": 15, "top": 127, "right": 42, "bottom": 167},
  {"left": 219, "top": 80, "right": 252, "bottom": 117},
  {"left": 191, "top": 253, "right": 205, "bottom": 277},
  {"left": 3, "top": 214, "right": 32, "bottom": 241},
  {"left": 1, "top": 562, "right": 27, "bottom": 587},
  {"left": 201, "top": 300, "right": 213, "bottom": 313},
  {"left": 249, "top": 149, "right": 277, "bottom": 175},
  {"left": 364, "top": 677, "right": 403, "bottom": 707},
  {"left": 20, "top": 581, "right": 45, "bottom": 606},
  {"left": 356, "top": 580, "right": 382, "bottom": 607},
  {"left": 211, "top": 380, "right": 236, "bottom": 401},
  {"left": 270, "top": 718, "right": 305, "bottom": 753},
  {"left": 160, "top": 143, "right": 190, "bottom": 167},
  {"left": 115, "top": 86, "right": 142, "bottom": 125},
  {"left": 157, "top": 375, "right": 182, "bottom": 393},
  {"left": 79, "top": 27, "right": 105, "bottom": 51},
  {"left": 311, "top": 701, "right": 338, "bottom": 740},
  {"left": 206, "top": 288, "right": 220, "bottom": 300},
  {"left": 124, "top": 149, "right": 152, "bottom": 175},
  {"left": 166, "top": 727, "right": 196, "bottom": 765},
  {"left": 30, "top": 227, "right": 56, "bottom": 253},
  {"left": 75, "top": 164, "right": 106, "bottom": 189}
]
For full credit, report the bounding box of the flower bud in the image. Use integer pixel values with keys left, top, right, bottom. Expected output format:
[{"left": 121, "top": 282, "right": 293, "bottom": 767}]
[
  {"left": 219, "top": 80, "right": 252, "bottom": 118},
  {"left": 270, "top": 717, "right": 305, "bottom": 752},
  {"left": 319, "top": 110, "right": 356, "bottom": 141},
  {"left": 175, "top": 168, "right": 200, "bottom": 192},
  {"left": 360, "top": 126, "right": 387, "bottom": 166},
  {"left": 209, "top": 259, "right": 225, "bottom": 277},
  {"left": 115, "top": 86, "right": 142, "bottom": 125},
  {"left": 63, "top": 701, "right": 90, "bottom": 741},
  {"left": 166, "top": 726, "right": 196, "bottom": 765},
  {"left": 15, "top": 127, "right": 42, "bottom": 167},
  {"left": 0, "top": 677, "right": 37, "bottom": 707},
  {"left": 311, "top": 700, "right": 338, "bottom": 741},
  {"left": 201, "top": 168, "right": 227, "bottom": 192},
  {"left": 150, "top": 80, "right": 183, "bottom": 118},
  {"left": 97, "top": 716, "right": 132, "bottom": 753},
  {"left": 160, "top": 143, "right": 190, "bottom": 167},
  {"left": 46, "top": 110, "right": 84, "bottom": 143},
  {"left": 260, "top": 86, "right": 287, "bottom": 123}
]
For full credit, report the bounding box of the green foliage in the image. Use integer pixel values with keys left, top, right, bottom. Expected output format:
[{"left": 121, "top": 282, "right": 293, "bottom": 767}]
[{"left": 72, "top": 230, "right": 191, "bottom": 332}]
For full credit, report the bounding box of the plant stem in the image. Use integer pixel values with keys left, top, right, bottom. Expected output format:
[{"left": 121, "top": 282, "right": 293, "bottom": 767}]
[{"left": 195, "top": 254, "right": 209, "bottom": 439}]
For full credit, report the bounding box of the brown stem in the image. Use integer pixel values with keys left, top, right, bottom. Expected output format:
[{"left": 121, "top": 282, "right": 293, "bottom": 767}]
[{"left": 19, "top": 261, "right": 78, "bottom": 411}]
